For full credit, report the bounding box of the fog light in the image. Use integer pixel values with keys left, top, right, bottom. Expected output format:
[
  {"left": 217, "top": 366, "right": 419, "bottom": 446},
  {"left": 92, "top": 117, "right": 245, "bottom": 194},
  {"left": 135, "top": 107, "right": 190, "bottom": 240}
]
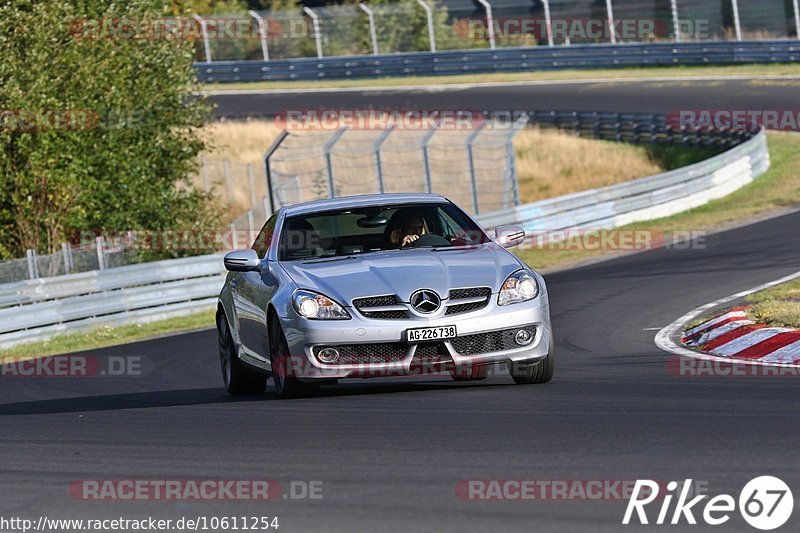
[
  {"left": 514, "top": 329, "right": 534, "bottom": 346},
  {"left": 317, "top": 347, "right": 340, "bottom": 364}
]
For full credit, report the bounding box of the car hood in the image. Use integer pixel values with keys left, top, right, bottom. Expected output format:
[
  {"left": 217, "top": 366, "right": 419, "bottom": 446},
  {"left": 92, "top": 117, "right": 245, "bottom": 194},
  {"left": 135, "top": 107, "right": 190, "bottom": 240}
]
[{"left": 279, "top": 244, "right": 523, "bottom": 305}]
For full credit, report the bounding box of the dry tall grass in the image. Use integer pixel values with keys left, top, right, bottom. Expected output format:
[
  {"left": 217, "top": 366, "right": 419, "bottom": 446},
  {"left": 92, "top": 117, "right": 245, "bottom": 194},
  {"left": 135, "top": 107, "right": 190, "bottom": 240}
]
[
  {"left": 198, "top": 120, "right": 669, "bottom": 216},
  {"left": 513, "top": 128, "right": 664, "bottom": 202}
]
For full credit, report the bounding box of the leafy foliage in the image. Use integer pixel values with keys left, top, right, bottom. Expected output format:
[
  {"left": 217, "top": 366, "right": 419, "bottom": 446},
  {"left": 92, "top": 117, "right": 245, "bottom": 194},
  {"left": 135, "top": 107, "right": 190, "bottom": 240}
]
[{"left": 0, "top": 0, "right": 220, "bottom": 259}]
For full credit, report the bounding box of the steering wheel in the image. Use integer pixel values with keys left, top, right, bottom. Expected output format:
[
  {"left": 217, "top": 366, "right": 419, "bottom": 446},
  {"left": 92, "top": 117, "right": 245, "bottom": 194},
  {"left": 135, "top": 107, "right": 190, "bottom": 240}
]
[{"left": 404, "top": 234, "right": 452, "bottom": 248}]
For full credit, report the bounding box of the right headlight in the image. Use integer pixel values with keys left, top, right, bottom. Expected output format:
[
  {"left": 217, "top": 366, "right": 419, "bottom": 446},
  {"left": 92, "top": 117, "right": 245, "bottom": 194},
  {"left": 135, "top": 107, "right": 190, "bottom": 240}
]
[
  {"left": 292, "top": 289, "right": 351, "bottom": 320},
  {"left": 498, "top": 270, "right": 539, "bottom": 306}
]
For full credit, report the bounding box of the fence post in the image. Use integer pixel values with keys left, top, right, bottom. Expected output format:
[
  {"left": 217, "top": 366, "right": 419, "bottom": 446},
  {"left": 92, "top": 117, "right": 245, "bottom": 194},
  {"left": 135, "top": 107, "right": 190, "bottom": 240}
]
[
  {"left": 669, "top": 0, "right": 681, "bottom": 43},
  {"left": 542, "top": 0, "right": 554, "bottom": 47},
  {"left": 263, "top": 130, "right": 289, "bottom": 213},
  {"left": 247, "top": 209, "right": 255, "bottom": 244},
  {"left": 323, "top": 128, "right": 347, "bottom": 198},
  {"left": 247, "top": 163, "right": 257, "bottom": 207},
  {"left": 359, "top": 3, "right": 379, "bottom": 55},
  {"left": 230, "top": 223, "right": 239, "bottom": 250},
  {"left": 373, "top": 126, "right": 394, "bottom": 194},
  {"left": 303, "top": 7, "right": 324, "bottom": 58},
  {"left": 248, "top": 10, "right": 270, "bottom": 61},
  {"left": 466, "top": 123, "right": 487, "bottom": 215},
  {"left": 416, "top": 0, "right": 436, "bottom": 52},
  {"left": 223, "top": 159, "right": 233, "bottom": 204},
  {"left": 476, "top": 0, "right": 495, "bottom": 49},
  {"left": 731, "top": 0, "right": 742, "bottom": 41},
  {"left": 793, "top": 0, "right": 800, "bottom": 40},
  {"left": 95, "top": 236, "right": 106, "bottom": 270},
  {"left": 605, "top": 0, "right": 617, "bottom": 44},
  {"left": 420, "top": 126, "right": 438, "bottom": 193},
  {"left": 61, "top": 243, "right": 73, "bottom": 274},
  {"left": 192, "top": 14, "right": 212, "bottom": 63},
  {"left": 26, "top": 249, "right": 39, "bottom": 280},
  {"left": 200, "top": 154, "right": 210, "bottom": 192},
  {"left": 505, "top": 115, "right": 529, "bottom": 208}
]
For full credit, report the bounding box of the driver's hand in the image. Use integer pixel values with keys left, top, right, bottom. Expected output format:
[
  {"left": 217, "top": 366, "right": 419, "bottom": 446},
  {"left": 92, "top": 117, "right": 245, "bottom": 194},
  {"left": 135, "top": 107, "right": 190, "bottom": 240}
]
[{"left": 402, "top": 234, "right": 420, "bottom": 246}]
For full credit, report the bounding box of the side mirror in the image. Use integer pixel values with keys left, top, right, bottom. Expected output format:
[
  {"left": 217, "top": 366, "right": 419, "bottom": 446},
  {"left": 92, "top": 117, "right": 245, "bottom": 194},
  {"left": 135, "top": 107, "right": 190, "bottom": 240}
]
[
  {"left": 495, "top": 225, "right": 526, "bottom": 249},
  {"left": 223, "top": 249, "right": 261, "bottom": 272}
]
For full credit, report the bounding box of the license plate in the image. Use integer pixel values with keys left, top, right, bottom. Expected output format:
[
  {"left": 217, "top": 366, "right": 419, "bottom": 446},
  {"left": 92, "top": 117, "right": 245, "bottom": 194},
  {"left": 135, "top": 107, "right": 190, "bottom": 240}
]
[{"left": 406, "top": 325, "right": 457, "bottom": 342}]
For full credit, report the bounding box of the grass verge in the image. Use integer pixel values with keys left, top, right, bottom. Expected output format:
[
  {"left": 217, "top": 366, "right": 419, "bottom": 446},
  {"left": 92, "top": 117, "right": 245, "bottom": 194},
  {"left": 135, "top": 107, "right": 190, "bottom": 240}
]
[
  {"left": 515, "top": 131, "right": 800, "bottom": 271},
  {"left": 0, "top": 310, "right": 216, "bottom": 358},
  {"left": 746, "top": 279, "right": 800, "bottom": 328},
  {"left": 202, "top": 64, "right": 800, "bottom": 92}
]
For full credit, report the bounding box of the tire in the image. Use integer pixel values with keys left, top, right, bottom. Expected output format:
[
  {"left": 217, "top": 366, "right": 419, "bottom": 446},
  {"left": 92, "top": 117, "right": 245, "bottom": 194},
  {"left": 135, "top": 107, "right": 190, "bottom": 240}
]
[
  {"left": 507, "top": 337, "right": 555, "bottom": 385},
  {"left": 218, "top": 313, "right": 267, "bottom": 395},
  {"left": 269, "top": 317, "right": 319, "bottom": 399},
  {"left": 450, "top": 364, "right": 488, "bottom": 381}
]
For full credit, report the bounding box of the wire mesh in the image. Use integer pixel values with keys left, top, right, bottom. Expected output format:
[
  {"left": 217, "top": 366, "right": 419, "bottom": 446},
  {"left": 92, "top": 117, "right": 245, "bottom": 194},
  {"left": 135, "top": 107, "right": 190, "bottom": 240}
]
[
  {"left": 737, "top": 0, "right": 796, "bottom": 39},
  {"left": 314, "top": 5, "right": 371, "bottom": 57},
  {"left": 266, "top": 119, "right": 520, "bottom": 216},
  {"left": 547, "top": 0, "right": 615, "bottom": 45},
  {"left": 608, "top": 0, "right": 674, "bottom": 42},
  {"left": 250, "top": 8, "right": 317, "bottom": 60}
]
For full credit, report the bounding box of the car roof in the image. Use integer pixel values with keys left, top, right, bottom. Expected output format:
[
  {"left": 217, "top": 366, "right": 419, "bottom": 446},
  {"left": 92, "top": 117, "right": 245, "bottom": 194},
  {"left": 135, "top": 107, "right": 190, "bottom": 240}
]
[{"left": 281, "top": 193, "right": 449, "bottom": 217}]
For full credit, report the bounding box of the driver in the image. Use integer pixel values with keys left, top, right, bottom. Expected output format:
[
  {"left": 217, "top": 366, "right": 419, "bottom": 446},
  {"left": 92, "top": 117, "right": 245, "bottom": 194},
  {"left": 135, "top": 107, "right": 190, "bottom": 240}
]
[{"left": 388, "top": 212, "right": 429, "bottom": 247}]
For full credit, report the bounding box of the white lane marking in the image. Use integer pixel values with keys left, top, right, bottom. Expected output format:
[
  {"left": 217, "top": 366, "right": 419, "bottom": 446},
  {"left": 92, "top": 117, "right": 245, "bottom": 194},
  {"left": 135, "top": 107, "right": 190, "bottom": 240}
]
[
  {"left": 654, "top": 270, "right": 800, "bottom": 367},
  {"left": 201, "top": 74, "right": 800, "bottom": 96},
  {"left": 710, "top": 328, "right": 791, "bottom": 356},
  {"left": 683, "top": 309, "right": 748, "bottom": 337}
]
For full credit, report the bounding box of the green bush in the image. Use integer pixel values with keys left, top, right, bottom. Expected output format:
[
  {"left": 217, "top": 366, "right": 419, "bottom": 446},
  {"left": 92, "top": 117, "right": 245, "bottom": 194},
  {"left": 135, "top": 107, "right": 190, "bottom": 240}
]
[{"left": 0, "top": 0, "right": 220, "bottom": 260}]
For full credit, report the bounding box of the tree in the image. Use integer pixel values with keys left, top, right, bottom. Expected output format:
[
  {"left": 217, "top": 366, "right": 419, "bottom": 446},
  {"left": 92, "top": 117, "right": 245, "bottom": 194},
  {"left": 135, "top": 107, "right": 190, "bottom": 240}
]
[{"left": 0, "top": 0, "right": 219, "bottom": 259}]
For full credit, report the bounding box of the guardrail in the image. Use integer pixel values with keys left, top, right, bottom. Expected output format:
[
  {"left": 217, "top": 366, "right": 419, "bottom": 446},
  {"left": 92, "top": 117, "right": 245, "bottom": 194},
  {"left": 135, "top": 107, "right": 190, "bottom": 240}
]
[
  {"left": 0, "top": 118, "right": 771, "bottom": 349},
  {"left": 195, "top": 40, "right": 800, "bottom": 83},
  {"left": 0, "top": 254, "right": 225, "bottom": 348},
  {"left": 475, "top": 129, "right": 769, "bottom": 231}
]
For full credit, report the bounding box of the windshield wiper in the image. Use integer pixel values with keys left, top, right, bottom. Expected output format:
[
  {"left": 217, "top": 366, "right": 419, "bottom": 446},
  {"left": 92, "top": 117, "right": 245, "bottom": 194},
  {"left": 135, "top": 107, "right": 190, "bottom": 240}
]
[{"left": 301, "top": 255, "right": 357, "bottom": 264}]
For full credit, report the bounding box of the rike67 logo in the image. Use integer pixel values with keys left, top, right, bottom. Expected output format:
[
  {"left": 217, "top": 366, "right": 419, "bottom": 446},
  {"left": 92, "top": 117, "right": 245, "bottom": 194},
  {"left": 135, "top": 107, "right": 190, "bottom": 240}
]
[{"left": 623, "top": 477, "right": 793, "bottom": 530}]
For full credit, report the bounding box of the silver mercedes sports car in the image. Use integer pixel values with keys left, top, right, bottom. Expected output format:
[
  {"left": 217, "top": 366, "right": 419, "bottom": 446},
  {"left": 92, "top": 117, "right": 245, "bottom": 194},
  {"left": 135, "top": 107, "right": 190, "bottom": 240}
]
[{"left": 216, "top": 193, "right": 553, "bottom": 398}]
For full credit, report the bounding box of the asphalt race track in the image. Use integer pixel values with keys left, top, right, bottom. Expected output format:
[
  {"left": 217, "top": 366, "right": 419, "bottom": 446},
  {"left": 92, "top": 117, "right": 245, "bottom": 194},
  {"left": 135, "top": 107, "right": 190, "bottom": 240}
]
[
  {"left": 209, "top": 78, "right": 800, "bottom": 119},
  {"left": 3, "top": 209, "right": 800, "bottom": 532}
]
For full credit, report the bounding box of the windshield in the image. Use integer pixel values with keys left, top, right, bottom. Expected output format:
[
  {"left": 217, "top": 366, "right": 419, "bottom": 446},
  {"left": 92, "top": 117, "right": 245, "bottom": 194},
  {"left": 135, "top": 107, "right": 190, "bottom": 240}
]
[{"left": 278, "top": 202, "right": 490, "bottom": 261}]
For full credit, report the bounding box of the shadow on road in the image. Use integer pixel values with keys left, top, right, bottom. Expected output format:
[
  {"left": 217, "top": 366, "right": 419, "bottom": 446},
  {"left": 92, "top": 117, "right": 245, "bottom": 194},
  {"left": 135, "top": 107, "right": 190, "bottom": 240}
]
[{"left": 0, "top": 379, "right": 508, "bottom": 416}]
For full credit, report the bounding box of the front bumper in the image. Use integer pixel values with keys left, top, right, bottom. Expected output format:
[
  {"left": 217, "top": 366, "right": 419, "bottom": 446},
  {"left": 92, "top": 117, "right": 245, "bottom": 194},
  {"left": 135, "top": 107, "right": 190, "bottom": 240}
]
[{"left": 278, "top": 295, "right": 552, "bottom": 380}]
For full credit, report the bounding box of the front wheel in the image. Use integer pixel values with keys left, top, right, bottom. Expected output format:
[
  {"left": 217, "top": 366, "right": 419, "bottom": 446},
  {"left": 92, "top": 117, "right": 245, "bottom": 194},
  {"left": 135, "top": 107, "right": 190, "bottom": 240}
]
[
  {"left": 269, "top": 318, "right": 319, "bottom": 399},
  {"left": 507, "top": 337, "right": 555, "bottom": 385},
  {"left": 218, "top": 313, "right": 267, "bottom": 395}
]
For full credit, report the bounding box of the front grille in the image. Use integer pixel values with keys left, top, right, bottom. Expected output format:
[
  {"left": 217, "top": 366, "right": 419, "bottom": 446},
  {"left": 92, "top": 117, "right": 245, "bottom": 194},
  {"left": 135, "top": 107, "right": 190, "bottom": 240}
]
[
  {"left": 445, "top": 287, "right": 491, "bottom": 315},
  {"left": 413, "top": 342, "right": 449, "bottom": 360},
  {"left": 450, "top": 287, "right": 491, "bottom": 300},
  {"left": 353, "top": 295, "right": 397, "bottom": 308},
  {"left": 450, "top": 326, "right": 537, "bottom": 355},
  {"left": 312, "top": 343, "right": 407, "bottom": 365},
  {"left": 353, "top": 295, "right": 409, "bottom": 319}
]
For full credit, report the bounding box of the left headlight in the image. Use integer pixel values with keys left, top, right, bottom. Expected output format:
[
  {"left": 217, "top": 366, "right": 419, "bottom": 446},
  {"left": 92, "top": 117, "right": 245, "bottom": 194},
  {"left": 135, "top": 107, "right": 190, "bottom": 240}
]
[
  {"left": 498, "top": 270, "right": 539, "bottom": 306},
  {"left": 292, "top": 289, "right": 351, "bottom": 320}
]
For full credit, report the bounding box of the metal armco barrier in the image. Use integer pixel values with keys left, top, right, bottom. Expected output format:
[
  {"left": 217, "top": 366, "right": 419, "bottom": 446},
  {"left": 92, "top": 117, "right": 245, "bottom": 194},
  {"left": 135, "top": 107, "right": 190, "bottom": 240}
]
[
  {"left": 0, "top": 254, "right": 226, "bottom": 348},
  {"left": 195, "top": 40, "right": 800, "bottom": 83},
  {"left": 475, "top": 129, "right": 769, "bottom": 231}
]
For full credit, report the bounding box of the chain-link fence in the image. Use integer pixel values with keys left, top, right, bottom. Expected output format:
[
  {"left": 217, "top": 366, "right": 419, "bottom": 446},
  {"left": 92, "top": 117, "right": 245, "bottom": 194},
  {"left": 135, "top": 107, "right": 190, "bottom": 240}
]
[
  {"left": 263, "top": 117, "right": 527, "bottom": 218},
  {"left": 192, "top": 0, "right": 800, "bottom": 62}
]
